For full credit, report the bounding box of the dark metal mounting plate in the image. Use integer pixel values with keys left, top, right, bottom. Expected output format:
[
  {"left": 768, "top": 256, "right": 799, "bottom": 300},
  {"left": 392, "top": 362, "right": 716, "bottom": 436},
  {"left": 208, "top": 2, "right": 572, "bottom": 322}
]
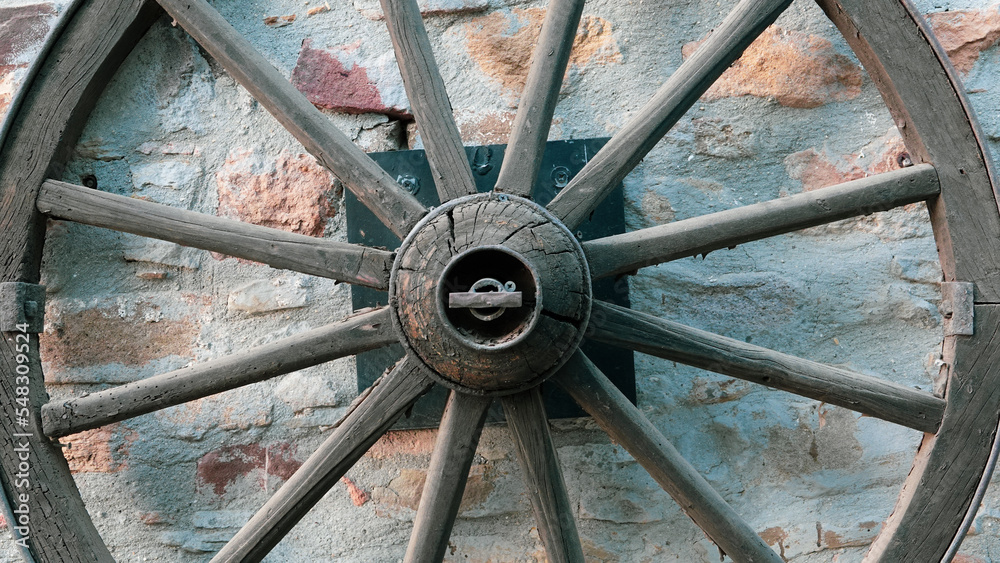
[{"left": 347, "top": 137, "right": 635, "bottom": 428}]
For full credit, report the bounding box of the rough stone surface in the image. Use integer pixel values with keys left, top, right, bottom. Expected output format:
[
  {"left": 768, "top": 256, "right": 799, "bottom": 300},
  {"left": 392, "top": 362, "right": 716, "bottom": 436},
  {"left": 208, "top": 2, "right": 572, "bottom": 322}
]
[
  {"left": 216, "top": 149, "right": 338, "bottom": 237},
  {"left": 784, "top": 129, "right": 911, "bottom": 188},
  {"left": 464, "top": 8, "right": 621, "bottom": 101},
  {"left": 273, "top": 369, "right": 350, "bottom": 413},
  {"left": 132, "top": 159, "right": 203, "bottom": 191},
  {"left": 227, "top": 276, "right": 311, "bottom": 314},
  {"left": 40, "top": 302, "right": 198, "bottom": 370},
  {"left": 366, "top": 428, "right": 437, "bottom": 460},
  {"left": 455, "top": 109, "right": 517, "bottom": 145},
  {"left": 61, "top": 424, "right": 138, "bottom": 474},
  {"left": 196, "top": 443, "right": 302, "bottom": 496},
  {"left": 693, "top": 117, "right": 755, "bottom": 159},
  {"left": 0, "top": 66, "right": 17, "bottom": 120},
  {"left": 0, "top": 3, "right": 56, "bottom": 118},
  {"left": 683, "top": 26, "right": 863, "bottom": 108},
  {"left": 123, "top": 237, "right": 202, "bottom": 270},
  {"left": 0, "top": 4, "right": 55, "bottom": 67},
  {"left": 784, "top": 147, "right": 867, "bottom": 191},
  {"left": 927, "top": 5, "right": 1000, "bottom": 74},
  {"left": 291, "top": 39, "right": 411, "bottom": 117},
  {"left": 372, "top": 464, "right": 495, "bottom": 518}
]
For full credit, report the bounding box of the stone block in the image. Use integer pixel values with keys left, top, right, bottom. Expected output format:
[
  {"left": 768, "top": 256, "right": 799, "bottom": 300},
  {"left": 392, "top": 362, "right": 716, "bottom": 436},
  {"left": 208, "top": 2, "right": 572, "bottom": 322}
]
[
  {"left": 196, "top": 442, "right": 302, "bottom": 496},
  {"left": 40, "top": 302, "right": 198, "bottom": 371},
  {"left": 291, "top": 39, "right": 410, "bottom": 117},
  {"left": 683, "top": 26, "right": 862, "bottom": 108},
  {"left": 216, "top": 149, "right": 337, "bottom": 237},
  {"left": 464, "top": 9, "right": 621, "bottom": 99},
  {"left": 927, "top": 6, "right": 1000, "bottom": 74},
  {"left": 274, "top": 369, "right": 351, "bottom": 413},
  {"left": 131, "top": 160, "right": 203, "bottom": 191},
  {"left": 123, "top": 237, "right": 202, "bottom": 270},
  {"left": 227, "top": 276, "right": 311, "bottom": 314},
  {"left": 61, "top": 423, "right": 137, "bottom": 474}
]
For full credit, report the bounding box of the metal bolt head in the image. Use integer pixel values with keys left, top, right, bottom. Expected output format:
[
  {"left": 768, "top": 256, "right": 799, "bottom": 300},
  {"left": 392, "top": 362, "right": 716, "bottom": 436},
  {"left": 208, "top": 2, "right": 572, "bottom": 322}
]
[
  {"left": 396, "top": 174, "right": 420, "bottom": 195},
  {"left": 551, "top": 166, "right": 571, "bottom": 189},
  {"left": 473, "top": 146, "right": 494, "bottom": 176}
]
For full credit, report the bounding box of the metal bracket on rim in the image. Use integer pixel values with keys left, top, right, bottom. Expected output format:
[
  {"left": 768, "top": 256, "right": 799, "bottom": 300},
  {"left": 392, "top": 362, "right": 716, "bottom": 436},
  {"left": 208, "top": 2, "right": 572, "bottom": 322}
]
[
  {"left": 0, "top": 282, "right": 46, "bottom": 333},
  {"left": 941, "top": 282, "right": 975, "bottom": 336}
]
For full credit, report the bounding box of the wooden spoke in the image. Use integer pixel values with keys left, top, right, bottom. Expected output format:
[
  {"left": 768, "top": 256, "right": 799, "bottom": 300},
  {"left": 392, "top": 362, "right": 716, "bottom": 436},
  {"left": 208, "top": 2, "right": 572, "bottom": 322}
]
[
  {"left": 589, "top": 301, "right": 945, "bottom": 433},
  {"left": 547, "top": 0, "right": 792, "bottom": 229},
  {"left": 553, "top": 351, "right": 783, "bottom": 563},
  {"left": 212, "top": 356, "right": 433, "bottom": 563},
  {"left": 380, "top": 0, "right": 477, "bottom": 202},
  {"left": 585, "top": 164, "right": 941, "bottom": 279},
  {"left": 404, "top": 392, "right": 491, "bottom": 563},
  {"left": 494, "top": 0, "right": 586, "bottom": 198},
  {"left": 37, "top": 180, "right": 394, "bottom": 288},
  {"left": 501, "top": 388, "right": 585, "bottom": 563},
  {"left": 41, "top": 308, "right": 395, "bottom": 438},
  {"left": 156, "top": 0, "right": 426, "bottom": 238}
]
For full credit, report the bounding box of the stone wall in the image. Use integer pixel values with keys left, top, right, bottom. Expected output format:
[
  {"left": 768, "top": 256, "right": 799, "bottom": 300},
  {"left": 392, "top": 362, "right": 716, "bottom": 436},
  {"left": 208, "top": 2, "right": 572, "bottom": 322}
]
[{"left": 2, "top": 0, "right": 1000, "bottom": 561}]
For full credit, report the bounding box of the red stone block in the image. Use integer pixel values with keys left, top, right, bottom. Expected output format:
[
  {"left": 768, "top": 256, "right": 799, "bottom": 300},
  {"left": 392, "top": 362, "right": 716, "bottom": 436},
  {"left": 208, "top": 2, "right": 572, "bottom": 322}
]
[
  {"left": 927, "top": 7, "right": 1000, "bottom": 75},
  {"left": 684, "top": 26, "right": 862, "bottom": 109},
  {"left": 196, "top": 442, "right": 302, "bottom": 496},
  {"left": 291, "top": 39, "right": 410, "bottom": 118}
]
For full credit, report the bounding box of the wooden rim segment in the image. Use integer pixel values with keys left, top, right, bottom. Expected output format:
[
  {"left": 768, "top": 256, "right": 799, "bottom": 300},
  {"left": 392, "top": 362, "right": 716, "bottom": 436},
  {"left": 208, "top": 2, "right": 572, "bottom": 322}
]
[
  {"left": 0, "top": 0, "right": 996, "bottom": 561},
  {"left": 0, "top": 0, "right": 161, "bottom": 559},
  {"left": 815, "top": 0, "right": 1000, "bottom": 559}
]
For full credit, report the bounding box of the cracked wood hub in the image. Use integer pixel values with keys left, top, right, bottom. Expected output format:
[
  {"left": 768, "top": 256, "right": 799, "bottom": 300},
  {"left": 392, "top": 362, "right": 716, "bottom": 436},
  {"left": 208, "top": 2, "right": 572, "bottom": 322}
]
[{"left": 390, "top": 194, "right": 591, "bottom": 395}]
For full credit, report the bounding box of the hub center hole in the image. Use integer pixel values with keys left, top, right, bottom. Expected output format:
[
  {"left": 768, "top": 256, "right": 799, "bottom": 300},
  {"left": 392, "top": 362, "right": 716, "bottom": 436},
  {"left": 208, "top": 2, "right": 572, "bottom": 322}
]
[{"left": 438, "top": 246, "right": 539, "bottom": 347}]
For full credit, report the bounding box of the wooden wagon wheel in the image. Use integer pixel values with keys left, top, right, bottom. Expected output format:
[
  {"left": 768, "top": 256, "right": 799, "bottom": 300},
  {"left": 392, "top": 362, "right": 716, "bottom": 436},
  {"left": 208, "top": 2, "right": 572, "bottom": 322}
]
[{"left": 1, "top": 0, "right": 998, "bottom": 560}]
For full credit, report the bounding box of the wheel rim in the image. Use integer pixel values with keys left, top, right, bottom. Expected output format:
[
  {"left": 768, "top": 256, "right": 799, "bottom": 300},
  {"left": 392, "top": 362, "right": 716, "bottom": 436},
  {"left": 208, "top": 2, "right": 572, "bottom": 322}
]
[{"left": 0, "top": 0, "right": 996, "bottom": 561}]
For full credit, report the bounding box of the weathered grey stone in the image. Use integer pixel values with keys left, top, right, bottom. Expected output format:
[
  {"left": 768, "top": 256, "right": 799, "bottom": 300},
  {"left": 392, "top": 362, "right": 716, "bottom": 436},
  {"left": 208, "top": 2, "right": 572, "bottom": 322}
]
[
  {"left": 561, "top": 444, "right": 673, "bottom": 524},
  {"left": 889, "top": 255, "right": 942, "bottom": 284},
  {"left": 191, "top": 510, "right": 254, "bottom": 530},
  {"left": 227, "top": 276, "right": 311, "bottom": 314},
  {"left": 123, "top": 237, "right": 202, "bottom": 270},
  {"left": 693, "top": 118, "right": 755, "bottom": 159},
  {"left": 274, "top": 369, "right": 351, "bottom": 413}
]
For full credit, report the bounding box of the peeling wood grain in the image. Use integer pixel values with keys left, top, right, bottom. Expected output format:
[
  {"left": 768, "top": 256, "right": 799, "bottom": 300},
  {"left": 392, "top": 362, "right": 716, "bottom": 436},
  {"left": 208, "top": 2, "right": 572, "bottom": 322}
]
[
  {"left": 502, "top": 388, "right": 584, "bottom": 563},
  {"left": 404, "top": 392, "right": 491, "bottom": 562},
  {"left": 380, "top": 0, "right": 477, "bottom": 202}
]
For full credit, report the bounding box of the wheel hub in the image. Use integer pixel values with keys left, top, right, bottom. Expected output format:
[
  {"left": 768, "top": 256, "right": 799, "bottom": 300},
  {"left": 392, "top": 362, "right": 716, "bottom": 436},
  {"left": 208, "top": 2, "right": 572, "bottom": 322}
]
[{"left": 390, "top": 193, "right": 592, "bottom": 395}]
